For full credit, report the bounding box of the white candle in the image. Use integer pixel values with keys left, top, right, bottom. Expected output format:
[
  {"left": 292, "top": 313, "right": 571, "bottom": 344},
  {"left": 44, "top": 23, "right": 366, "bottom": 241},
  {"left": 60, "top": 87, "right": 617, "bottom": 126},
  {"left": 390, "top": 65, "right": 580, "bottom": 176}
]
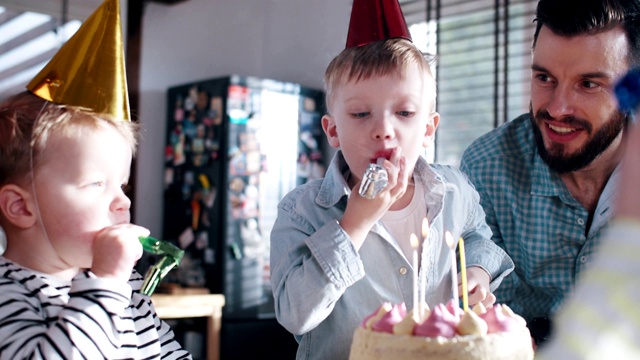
[
  {"left": 445, "top": 231, "right": 459, "bottom": 307},
  {"left": 420, "top": 217, "right": 429, "bottom": 319},
  {"left": 410, "top": 233, "right": 419, "bottom": 320}
]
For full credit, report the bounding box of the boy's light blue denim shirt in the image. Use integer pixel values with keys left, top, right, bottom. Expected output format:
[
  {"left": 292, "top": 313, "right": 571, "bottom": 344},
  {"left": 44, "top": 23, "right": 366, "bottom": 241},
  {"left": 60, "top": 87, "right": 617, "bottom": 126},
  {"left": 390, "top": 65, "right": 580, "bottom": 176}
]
[{"left": 270, "top": 151, "right": 514, "bottom": 360}]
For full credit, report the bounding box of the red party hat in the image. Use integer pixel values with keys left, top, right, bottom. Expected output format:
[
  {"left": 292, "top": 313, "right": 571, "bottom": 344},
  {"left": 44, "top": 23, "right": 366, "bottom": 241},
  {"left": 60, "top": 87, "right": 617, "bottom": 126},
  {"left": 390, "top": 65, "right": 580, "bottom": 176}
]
[{"left": 346, "top": 0, "right": 412, "bottom": 48}]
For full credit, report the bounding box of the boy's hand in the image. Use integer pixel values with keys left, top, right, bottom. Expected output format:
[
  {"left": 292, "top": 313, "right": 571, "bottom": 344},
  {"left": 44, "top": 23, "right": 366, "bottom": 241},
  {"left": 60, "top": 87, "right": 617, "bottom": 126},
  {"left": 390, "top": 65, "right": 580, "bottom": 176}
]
[
  {"left": 463, "top": 266, "right": 496, "bottom": 307},
  {"left": 91, "top": 224, "right": 150, "bottom": 281},
  {"left": 340, "top": 147, "right": 411, "bottom": 250}
]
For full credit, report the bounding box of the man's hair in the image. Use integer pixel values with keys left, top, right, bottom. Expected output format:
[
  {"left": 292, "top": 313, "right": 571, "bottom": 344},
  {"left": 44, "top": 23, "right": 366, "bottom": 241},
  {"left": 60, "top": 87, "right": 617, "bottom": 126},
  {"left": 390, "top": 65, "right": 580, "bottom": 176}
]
[
  {"left": 533, "top": 0, "right": 640, "bottom": 67},
  {"left": 323, "top": 38, "right": 437, "bottom": 113},
  {"left": 0, "top": 91, "right": 139, "bottom": 186}
]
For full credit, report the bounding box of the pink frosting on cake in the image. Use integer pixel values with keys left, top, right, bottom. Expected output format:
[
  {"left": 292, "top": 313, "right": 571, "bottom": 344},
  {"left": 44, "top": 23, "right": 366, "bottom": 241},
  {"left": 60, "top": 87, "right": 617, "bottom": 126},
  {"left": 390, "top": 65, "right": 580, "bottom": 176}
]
[
  {"left": 479, "top": 304, "right": 519, "bottom": 333},
  {"left": 445, "top": 299, "right": 464, "bottom": 318},
  {"left": 413, "top": 303, "right": 458, "bottom": 338},
  {"left": 359, "top": 301, "right": 527, "bottom": 340},
  {"left": 372, "top": 303, "right": 407, "bottom": 333},
  {"left": 361, "top": 303, "right": 389, "bottom": 328}
]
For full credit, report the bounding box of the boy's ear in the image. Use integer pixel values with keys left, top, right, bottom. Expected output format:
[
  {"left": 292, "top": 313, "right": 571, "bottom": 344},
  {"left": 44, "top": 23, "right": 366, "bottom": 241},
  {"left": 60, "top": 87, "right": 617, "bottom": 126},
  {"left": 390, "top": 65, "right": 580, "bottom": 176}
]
[
  {"left": 0, "top": 184, "right": 37, "bottom": 229},
  {"left": 423, "top": 112, "right": 440, "bottom": 147},
  {"left": 321, "top": 114, "right": 340, "bottom": 148}
]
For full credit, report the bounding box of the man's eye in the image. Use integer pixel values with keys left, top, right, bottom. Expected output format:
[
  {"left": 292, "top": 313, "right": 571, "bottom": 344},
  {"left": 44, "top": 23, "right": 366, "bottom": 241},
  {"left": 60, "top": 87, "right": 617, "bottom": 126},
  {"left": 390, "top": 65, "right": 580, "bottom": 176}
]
[
  {"left": 534, "top": 74, "right": 550, "bottom": 82},
  {"left": 397, "top": 111, "right": 415, "bottom": 117},
  {"left": 581, "top": 80, "right": 599, "bottom": 89}
]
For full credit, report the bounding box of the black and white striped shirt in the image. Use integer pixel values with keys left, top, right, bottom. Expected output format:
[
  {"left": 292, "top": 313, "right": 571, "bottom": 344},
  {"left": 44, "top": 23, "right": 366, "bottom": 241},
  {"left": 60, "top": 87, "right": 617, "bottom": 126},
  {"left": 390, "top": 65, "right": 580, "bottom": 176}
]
[{"left": 0, "top": 257, "right": 191, "bottom": 359}]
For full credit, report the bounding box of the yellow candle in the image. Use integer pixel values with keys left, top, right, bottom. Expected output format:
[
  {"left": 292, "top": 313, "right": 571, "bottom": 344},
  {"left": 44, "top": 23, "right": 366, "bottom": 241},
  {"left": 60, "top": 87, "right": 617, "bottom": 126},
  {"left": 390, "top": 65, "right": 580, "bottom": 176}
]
[
  {"left": 410, "top": 233, "right": 420, "bottom": 320},
  {"left": 458, "top": 237, "right": 468, "bottom": 312}
]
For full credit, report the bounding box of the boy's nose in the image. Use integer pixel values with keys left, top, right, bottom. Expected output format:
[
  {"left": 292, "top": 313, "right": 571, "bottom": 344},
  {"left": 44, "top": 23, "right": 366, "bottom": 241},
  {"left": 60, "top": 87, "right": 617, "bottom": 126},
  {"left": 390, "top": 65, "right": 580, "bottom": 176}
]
[{"left": 372, "top": 114, "right": 394, "bottom": 140}]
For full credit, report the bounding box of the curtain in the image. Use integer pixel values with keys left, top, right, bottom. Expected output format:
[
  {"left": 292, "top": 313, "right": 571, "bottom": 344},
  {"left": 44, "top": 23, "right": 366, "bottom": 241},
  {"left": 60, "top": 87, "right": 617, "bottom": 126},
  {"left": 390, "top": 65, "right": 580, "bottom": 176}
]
[{"left": 402, "top": 0, "right": 537, "bottom": 166}]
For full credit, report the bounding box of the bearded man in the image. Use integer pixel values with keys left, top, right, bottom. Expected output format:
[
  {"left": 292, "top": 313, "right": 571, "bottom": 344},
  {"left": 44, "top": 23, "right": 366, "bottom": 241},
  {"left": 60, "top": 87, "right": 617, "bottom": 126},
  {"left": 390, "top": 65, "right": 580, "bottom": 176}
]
[{"left": 459, "top": 0, "right": 640, "bottom": 349}]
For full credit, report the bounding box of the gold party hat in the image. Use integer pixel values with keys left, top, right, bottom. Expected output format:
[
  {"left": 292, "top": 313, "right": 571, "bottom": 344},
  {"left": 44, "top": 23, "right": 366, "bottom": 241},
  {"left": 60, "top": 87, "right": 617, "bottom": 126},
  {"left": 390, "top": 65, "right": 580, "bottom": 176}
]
[{"left": 26, "top": 0, "right": 130, "bottom": 121}]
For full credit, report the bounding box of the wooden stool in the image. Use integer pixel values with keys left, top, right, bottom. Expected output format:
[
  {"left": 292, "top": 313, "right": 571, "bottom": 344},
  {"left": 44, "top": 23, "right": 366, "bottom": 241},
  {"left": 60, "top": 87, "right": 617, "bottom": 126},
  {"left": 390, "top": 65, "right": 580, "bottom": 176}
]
[{"left": 152, "top": 293, "right": 226, "bottom": 360}]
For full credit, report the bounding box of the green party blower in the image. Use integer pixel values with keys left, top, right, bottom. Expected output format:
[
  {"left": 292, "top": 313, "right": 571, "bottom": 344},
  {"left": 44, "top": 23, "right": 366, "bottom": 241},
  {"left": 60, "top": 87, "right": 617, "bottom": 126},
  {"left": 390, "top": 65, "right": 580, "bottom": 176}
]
[{"left": 138, "top": 236, "right": 185, "bottom": 295}]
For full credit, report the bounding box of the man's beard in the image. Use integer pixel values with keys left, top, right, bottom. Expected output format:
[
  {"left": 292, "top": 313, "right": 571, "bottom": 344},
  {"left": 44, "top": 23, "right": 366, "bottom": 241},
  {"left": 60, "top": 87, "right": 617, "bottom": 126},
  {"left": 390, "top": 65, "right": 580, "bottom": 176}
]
[{"left": 530, "top": 106, "right": 626, "bottom": 174}]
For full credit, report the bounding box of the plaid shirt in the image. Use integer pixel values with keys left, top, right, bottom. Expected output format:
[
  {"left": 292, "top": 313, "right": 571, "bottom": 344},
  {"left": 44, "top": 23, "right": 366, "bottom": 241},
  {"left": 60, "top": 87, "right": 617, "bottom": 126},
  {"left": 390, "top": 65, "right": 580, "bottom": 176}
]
[
  {"left": 536, "top": 220, "right": 640, "bottom": 359},
  {"left": 459, "top": 113, "right": 619, "bottom": 323}
]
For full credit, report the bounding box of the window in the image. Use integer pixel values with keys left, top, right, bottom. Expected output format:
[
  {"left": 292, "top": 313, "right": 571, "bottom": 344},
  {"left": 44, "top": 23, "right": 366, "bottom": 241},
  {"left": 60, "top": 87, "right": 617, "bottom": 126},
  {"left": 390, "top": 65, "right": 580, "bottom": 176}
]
[
  {"left": 0, "top": 3, "right": 89, "bottom": 101},
  {"left": 403, "top": 0, "right": 537, "bottom": 166}
]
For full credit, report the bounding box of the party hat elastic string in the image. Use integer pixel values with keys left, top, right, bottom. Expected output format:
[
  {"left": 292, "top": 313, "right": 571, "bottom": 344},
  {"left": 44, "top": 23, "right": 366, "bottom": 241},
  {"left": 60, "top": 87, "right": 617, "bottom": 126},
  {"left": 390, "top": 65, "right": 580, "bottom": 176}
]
[{"left": 28, "top": 101, "right": 54, "bottom": 262}]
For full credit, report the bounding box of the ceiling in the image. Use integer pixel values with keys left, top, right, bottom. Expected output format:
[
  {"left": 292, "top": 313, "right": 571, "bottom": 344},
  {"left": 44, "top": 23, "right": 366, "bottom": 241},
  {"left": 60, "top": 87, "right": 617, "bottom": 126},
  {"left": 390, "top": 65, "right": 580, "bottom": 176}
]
[
  {"left": 0, "top": 0, "right": 101, "bottom": 101},
  {"left": 1, "top": 0, "right": 104, "bottom": 20},
  {"left": 0, "top": 0, "right": 190, "bottom": 101}
]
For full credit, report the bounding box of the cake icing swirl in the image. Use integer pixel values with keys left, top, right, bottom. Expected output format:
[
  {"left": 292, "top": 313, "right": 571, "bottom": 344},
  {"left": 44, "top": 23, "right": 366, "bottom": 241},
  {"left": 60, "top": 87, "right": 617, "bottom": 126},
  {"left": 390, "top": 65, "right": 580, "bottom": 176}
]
[
  {"left": 479, "top": 304, "right": 522, "bottom": 333},
  {"left": 457, "top": 309, "right": 488, "bottom": 336},
  {"left": 413, "top": 303, "right": 458, "bottom": 337},
  {"left": 362, "top": 302, "right": 392, "bottom": 329},
  {"left": 359, "top": 301, "right": 528, "bottom": 338},
  {"left": 372, "top": 303, "right": 406, "bottom": 333}
]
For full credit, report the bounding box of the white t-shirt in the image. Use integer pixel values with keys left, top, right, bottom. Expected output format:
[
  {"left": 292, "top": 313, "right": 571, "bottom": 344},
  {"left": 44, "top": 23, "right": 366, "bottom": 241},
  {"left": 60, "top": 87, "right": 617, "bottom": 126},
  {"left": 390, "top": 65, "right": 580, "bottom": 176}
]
[{"left": 380, "top": 180, "right": 427, "bottom": 269}]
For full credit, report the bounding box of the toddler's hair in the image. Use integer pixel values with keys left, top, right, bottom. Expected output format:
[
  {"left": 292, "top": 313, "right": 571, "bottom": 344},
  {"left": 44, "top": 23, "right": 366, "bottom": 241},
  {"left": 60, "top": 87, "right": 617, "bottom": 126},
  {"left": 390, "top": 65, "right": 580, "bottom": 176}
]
[{"left": 0, "top": 91, "right": 139, "bottom": 186}]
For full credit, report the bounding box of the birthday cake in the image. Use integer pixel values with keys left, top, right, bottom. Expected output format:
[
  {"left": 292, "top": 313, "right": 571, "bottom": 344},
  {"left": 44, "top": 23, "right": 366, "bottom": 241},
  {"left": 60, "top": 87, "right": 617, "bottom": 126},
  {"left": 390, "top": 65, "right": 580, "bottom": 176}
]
[{"left": 349, "top": 301, "right": 534, "bottom": 360}]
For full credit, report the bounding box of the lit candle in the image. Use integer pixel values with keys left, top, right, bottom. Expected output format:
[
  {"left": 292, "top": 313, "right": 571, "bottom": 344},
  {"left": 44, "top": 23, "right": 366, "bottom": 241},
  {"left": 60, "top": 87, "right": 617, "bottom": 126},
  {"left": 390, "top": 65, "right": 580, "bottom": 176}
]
[
  {"left": 458, "top": 237, "right": 469, "bottom": 312},
  {"left": 410, "top": 233, "right": 419, "bottom": 320},
  {"left": 420, "top": 218, "right": 429, "bottom": 319},
  {"left": 445, "top": 231, "right": 458, "bottom": 308}
]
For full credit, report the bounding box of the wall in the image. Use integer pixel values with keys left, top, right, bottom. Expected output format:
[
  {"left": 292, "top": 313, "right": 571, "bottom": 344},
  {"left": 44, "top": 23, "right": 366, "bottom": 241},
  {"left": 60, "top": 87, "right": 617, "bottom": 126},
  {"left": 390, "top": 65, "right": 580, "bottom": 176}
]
[{"left": 135, "top": 0, "right": 349, "bottom": 235}]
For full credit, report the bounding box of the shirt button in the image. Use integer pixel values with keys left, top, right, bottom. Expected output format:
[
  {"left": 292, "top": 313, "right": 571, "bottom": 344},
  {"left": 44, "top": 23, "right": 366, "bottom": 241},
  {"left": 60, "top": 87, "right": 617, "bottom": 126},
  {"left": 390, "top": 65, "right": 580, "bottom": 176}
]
[
  {"left": 399, "top": 267, "right": 408, "bottom": 275},
  {"left": 580, "top": 256, "right": 587, "bottom": 263},
  {"left": 577, "top": 218, "right": 585, "bottom": 225}
]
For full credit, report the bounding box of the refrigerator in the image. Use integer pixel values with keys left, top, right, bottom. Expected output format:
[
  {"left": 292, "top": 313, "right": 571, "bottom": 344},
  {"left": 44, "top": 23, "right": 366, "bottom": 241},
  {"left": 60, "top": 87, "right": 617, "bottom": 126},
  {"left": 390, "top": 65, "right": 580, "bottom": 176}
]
[{"left": 161, "top": 75, "right": 326, "bottom": 359}]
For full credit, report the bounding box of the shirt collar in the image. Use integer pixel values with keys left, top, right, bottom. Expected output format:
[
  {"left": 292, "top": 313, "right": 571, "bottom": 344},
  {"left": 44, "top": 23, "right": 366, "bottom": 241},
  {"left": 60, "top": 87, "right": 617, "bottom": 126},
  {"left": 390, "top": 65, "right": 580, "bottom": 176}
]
[
  {"left": 531, "top": 150, "right": 562, "bottom": 197},
  {"left": 316, "top": 151, "right": 351, "bottom": 208}
]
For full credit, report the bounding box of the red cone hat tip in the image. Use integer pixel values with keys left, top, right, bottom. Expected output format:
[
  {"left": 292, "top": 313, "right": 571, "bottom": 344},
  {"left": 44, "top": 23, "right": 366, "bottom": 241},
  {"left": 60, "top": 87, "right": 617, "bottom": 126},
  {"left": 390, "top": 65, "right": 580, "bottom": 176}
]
[{"left": 346, "top": 0, "right": 412, "bottom": 48}]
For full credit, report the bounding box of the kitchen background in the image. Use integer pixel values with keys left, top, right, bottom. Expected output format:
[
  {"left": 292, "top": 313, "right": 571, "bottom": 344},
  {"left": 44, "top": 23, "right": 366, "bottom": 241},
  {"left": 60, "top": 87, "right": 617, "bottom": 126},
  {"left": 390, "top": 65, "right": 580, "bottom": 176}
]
[{"left": 0, "top": 0, "right": 536, "bottom": 358}]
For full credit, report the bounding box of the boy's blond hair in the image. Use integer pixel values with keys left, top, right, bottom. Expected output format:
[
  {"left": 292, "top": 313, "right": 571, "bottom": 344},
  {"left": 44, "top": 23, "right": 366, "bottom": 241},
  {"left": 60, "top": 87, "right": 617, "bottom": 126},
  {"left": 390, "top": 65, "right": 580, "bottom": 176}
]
[
  {"left": 0, "top": 91, "right": 139, "bottom": 186},
  {"left": 323, "top": 38, "right": 437, "bottom": 113}
]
